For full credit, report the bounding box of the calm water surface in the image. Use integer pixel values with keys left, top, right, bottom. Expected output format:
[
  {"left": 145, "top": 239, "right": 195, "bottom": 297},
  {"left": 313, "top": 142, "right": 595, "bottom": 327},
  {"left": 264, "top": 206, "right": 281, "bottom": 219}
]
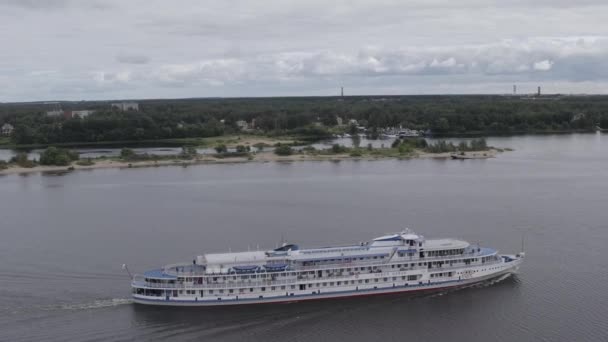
[{"left": 1, "top": 133, "right": 607, "bottom": 341}]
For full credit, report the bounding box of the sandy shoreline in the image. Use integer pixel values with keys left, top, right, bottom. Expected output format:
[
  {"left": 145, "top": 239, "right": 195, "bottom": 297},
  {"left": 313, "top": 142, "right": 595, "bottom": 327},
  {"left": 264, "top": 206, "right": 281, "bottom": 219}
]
[{"left": 0, "top": 149, "right": 499, "bottom": 175}]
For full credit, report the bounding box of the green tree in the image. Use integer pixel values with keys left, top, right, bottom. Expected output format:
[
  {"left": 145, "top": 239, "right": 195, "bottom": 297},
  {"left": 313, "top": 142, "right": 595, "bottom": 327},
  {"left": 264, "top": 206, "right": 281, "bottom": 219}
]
[
  {"left": 214, "top": 144, "right": 228, "bottom": 153},
  {"left": 120, "top": 148, "right": 136, "bottom": 160},
  {"left": 11, "top": 152, "right": 35, "bottom": 168},
  {"left": 274, "top": 144, "right": 293, "bottom": 156},
  {"left": 39, "top": 147, "right": 79, "bottom": 166},
  {"left": 331, "top": 144, "right": 346, "bottom": 153},
  {"left": 180, "top": 146, "right": 197, "bottom": 159}
]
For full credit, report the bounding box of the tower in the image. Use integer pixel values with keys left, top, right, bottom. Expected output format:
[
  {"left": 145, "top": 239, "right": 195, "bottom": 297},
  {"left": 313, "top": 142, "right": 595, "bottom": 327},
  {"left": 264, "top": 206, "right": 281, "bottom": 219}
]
[
  {"left": 341, "top": 87, "right": 344, "bottom": 97},
  {"left": 513, "top": 85, "right": 517, "bottom": 95},
  {"left": 537, "top": 86, "right": 541, "bottom": 96}
]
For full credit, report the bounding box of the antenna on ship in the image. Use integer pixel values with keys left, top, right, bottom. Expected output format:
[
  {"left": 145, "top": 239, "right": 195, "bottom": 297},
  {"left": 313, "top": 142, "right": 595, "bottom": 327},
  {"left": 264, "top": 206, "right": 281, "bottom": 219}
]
[{"left": 521, "top": 231, "right": 526, "bottom": 253}]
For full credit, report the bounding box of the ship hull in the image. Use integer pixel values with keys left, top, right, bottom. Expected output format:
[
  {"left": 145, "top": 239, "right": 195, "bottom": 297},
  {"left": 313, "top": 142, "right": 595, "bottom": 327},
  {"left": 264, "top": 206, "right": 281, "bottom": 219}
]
[{"left": 132, "top": 263, "right": 520, "bottom": 307}]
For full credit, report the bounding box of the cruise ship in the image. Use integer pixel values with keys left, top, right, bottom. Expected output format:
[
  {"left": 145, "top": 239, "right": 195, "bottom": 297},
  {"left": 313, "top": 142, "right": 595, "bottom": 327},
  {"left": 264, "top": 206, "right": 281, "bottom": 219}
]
[{"left": 131, "top": 230, "right": 524, "bottom": 306}]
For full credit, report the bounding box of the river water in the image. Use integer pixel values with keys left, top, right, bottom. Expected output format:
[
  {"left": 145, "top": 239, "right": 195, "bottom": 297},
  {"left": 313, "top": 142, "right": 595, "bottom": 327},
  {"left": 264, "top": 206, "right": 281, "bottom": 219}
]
[{"left": 1, "top": 133, "right": 607, "bottom": 341}]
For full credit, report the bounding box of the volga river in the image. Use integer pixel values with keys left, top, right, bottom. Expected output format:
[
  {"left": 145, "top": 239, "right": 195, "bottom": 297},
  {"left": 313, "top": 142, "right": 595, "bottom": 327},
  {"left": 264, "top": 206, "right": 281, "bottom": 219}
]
[{"left": 1, "top": 133, "right": 607, "bottom": 341}]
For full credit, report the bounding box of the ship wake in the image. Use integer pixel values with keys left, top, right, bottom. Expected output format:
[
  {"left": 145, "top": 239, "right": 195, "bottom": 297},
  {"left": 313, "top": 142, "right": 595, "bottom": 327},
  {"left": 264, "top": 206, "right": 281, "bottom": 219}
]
[{"left": 59, "top": 298, "right": 133, "bottom": 311}]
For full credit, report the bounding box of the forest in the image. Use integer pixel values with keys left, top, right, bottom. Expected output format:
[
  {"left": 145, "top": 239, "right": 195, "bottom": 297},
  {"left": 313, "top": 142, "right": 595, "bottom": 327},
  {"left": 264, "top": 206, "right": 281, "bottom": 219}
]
[{"left": 1, "top": 95, "right": 607, "bottom": 145}]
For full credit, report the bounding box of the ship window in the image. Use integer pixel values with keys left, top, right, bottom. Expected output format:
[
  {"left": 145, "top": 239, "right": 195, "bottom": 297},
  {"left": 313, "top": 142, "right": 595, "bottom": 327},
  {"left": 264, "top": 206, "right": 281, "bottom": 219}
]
[
  {"left": 365, "top": 279, "right": 369, "bottom": 283},
  {"left": 250, "top": 288, "right": 254, "bottom": 292},
  {"left": 261, "top": 287, "right": 266, "bottom": 291}
]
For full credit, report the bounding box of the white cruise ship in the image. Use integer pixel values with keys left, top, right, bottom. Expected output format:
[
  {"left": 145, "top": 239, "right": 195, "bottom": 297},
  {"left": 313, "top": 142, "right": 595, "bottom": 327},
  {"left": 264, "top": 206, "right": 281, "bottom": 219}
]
[{"left": 131, "top": 230, "right": 524, "bottom": 306}]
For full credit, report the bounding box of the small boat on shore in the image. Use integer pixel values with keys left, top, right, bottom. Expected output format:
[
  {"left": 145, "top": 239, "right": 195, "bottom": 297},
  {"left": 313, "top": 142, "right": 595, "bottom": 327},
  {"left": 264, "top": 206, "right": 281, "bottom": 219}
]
[{"left": 451, "top": 153, "right": 491, "bottom": 159}]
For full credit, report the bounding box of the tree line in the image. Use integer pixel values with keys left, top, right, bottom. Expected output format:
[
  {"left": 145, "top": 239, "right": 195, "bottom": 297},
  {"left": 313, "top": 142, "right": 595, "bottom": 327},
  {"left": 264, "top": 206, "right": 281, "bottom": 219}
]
[{"left": 2, "top": 95, "right": 608, "bottom": 145}]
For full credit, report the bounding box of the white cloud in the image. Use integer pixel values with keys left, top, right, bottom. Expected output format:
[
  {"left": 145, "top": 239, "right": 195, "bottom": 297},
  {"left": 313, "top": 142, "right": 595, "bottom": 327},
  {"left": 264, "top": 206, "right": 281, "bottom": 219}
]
[{"left": 533, "top": 60, "right": 554, "bottom": 71}]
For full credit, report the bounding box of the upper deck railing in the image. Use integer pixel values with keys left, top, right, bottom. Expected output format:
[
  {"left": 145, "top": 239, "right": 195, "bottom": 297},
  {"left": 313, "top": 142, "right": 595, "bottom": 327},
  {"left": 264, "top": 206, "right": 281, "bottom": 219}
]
[
  {"left": 158, "top": 248, "right": 494, "bottom": 278},
  {"left": 134, "top": 257, "right": 503, "bottom": 290}
]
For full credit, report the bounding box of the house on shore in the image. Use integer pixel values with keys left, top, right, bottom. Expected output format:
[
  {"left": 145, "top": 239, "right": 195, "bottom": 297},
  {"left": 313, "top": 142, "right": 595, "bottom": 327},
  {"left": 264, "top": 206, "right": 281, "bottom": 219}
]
[{"left": 1, "top": 123, "right": 14, "bottom": 136}]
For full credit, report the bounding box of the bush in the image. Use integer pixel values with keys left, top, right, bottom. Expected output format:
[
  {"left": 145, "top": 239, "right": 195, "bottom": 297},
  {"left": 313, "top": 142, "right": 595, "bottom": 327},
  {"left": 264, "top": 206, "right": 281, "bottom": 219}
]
[
  {"left": 302, "top": 145, "right": 316, "bottom": 153},
  {"left": 235, "top": 145, "right": 247, "bottom": 153},
  {"left": 120, "top": 148, "right": 136, "bottom": 160},
  {"left": 274, "top": 144, "right": 293, "bottom": 156},
  {"left": 214, "top": 144, "right": 228, "bottom": 153},
  {"left": 350, "top": 149, "right": 362, "bottom": 157},
  {"left": 180, "top": 146, "right": 197, "bottom": 159},
  {"left": 391, "top": 139, "right": 401, "bottom": 148},
  {"left": 39, "top": 147, "right": 79, "bottom": 166},
  {"left": 425, "top": 140, "right": 457, "bottom": 153},
  {"left": 331, "top": 144, "right": 347, "bottom": 153},
  {"left": 0, "top": 160, "right": 8, "bottom": 170},
  {"left": 10, "top": 152, "right": 36, "bottom": 168},
  {"left": 398, "top": 144, "right": 413, "bottom": 154},
  {"left": 253, "top": 142, "right": 268, "bottom": 151}
]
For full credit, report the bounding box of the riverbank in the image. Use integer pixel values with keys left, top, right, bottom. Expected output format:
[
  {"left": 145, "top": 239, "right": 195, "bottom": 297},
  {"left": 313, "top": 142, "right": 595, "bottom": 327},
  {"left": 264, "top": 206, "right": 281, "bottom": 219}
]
[
  {"left": 0, "top": 149, "right": 501, "bottom": 175},
  {"left": 0, "top": 134, "right": 298, "bottom": 150}
]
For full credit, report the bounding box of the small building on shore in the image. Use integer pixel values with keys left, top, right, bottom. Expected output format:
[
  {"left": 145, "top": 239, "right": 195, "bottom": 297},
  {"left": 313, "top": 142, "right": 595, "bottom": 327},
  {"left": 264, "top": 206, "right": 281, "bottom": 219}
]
[
  {"left": 236, "top": 120, "right": 250, "bottom": 131},
  {"left": 72, "top": 110, "right": 95, "bottom": 118},
  {"left": 1, "top": 123, "right": 14, "bottom": 136},
  {"left": 112, "top": 102, "right": 139, "bottom": 112}
]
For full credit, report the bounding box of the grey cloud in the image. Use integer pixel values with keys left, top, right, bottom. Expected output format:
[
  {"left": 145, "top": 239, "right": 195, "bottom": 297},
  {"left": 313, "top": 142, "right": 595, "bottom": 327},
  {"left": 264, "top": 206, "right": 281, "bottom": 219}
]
[
  {"left": 0, "top": 0, "right": 111, "bottom": 10},
  {"left": 2, "top": 1, "right": 608, "bottom": 101},
  {"left": 116, "top": 54, "right": 150, "bottom": 65}
]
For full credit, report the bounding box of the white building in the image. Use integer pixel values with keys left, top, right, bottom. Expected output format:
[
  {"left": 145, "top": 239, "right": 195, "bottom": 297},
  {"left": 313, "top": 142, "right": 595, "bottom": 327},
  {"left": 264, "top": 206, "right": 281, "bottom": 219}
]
[
  {"left": 112, "top": 102, "right": 139, "bottom": 111},
  {"left": 1, "top": 123, "right": 14, "bottom": 136},
  {"left": 236, "top": 120, "right": 249, "bottom": 130},
  {"left": 72, "top": 110, "right": 95, "bottom": 118}
]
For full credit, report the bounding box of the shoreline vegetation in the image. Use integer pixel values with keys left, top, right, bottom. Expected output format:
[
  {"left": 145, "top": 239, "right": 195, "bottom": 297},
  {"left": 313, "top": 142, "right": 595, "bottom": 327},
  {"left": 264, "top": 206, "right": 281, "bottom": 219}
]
[
  {"left": 1, "top": 95, "right": 607, "bottom": 149},
  {"left": 0, "top": 137, "right": 511, "bottom": 175}
]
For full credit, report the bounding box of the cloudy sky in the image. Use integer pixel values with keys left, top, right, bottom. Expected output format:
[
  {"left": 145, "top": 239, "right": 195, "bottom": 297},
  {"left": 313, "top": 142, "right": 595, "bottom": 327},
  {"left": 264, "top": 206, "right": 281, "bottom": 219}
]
[{"left": 2, "top": 0, "right": 608, "bottom": 102}]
